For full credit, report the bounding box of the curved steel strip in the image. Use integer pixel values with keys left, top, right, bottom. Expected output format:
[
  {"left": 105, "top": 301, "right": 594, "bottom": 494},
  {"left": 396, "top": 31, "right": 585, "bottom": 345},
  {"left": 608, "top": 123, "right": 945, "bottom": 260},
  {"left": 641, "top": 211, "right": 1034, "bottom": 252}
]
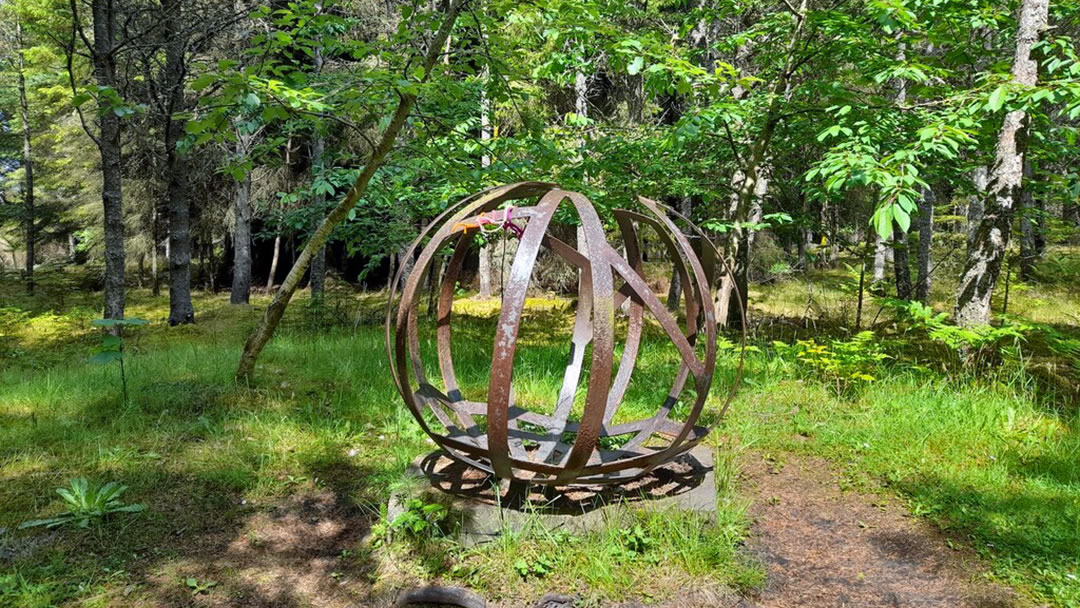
[
  {"left": 387, "top": 183, "right": 557, "bottom": 461},
  {"left": 485, "top": 190, "right": 566, "bottom": 478},
  {"left": 385, "top": 181, "right": 555, "bottom": 393},
  {"left": 602, "top": 248, "right": 704, "bottom": 377},
  {"left": 533, "top": 251, "right": 592, "bottom": 466},
  {"left": 605, "top": 213, "right": 646, "bottom": 426},
  {"left": 614, "top": 209, "right": 700, "bottom": 343},
  {"left": 554, "top": 192, "right": 616, "bottom": 483},
  {"left": 436, "top": 232, "right": 479, "bottom": 431},
  {"left": 632, "top": 196, "right": 718, "bottom": 469},
  {"left": 639, "top": 195, "right": 747, "bottom": 421},
  {"left": 610, "top": 209, "right": 703, "bottom": 451}
]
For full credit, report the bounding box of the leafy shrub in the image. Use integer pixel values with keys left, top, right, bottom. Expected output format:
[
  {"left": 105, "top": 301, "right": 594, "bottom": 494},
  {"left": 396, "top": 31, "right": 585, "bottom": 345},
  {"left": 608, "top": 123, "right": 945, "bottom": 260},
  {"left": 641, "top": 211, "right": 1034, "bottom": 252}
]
[
  {"left": 885, "top": 299, "right": 1031, "bottom": 369},
  {"left": 90, "top": 317, "right": 149, "bottom": 405},
  {"left": 371, "top": 497, "right": 451, "bottom": 545},
  {"left": 774, "top": 331, "right": 887, "bottom": 394},
  {"left": 20, "top": 478, "right": 146, "bottom": 529}
]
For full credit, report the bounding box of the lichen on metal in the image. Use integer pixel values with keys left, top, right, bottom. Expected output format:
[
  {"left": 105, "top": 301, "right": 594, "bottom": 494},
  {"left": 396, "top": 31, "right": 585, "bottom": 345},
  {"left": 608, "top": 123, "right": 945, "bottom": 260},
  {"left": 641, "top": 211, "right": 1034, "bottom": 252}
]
[{"left": 386, "top": 182, "right": 742, "bottom": 486}]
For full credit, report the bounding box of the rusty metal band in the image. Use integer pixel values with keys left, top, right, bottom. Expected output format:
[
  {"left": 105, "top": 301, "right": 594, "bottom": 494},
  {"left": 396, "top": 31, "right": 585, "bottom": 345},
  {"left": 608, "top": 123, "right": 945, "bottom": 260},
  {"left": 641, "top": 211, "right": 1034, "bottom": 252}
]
[{"left": 386, "top": 183, "right": 744, "bottom": 486}]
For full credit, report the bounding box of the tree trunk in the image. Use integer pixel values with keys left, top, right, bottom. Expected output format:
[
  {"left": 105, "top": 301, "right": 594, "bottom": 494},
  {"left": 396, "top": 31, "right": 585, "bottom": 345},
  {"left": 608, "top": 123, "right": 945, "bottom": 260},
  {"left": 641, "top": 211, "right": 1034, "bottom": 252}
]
[
  {"left": 893, "top": 223, "right": 913, "bottom": 300},
  {"left": 719, "top": 0, "right": 806, "bottom": 327},
  {"left": 230, "top": 169, "right": 252, "bottom": 304},
  {"left": 871, "top": 233, "right": 887, "bottom": 293},
  {"left": 16, "top": 20, "right": 35, "bottom": 295},
  {"left": 151, "top": 206, "right": 160, "bottom": 296},
  {"left": 266, "top": 234, "right": 281, "bottom": 291},
  {"left": 236, "top": 0, "right": 464, "bottom": 382},
  {"left": 163, "top": 0, "right": 194, "bottom": 325},
  {"left": 966, "top": 166, "right": 988, "bottom": 253},
  {"left": 477, "top": 66, "right": 494, "bottom": 299},
  {"left": 955, "top": 0, "right": 1049, "bottom": 326},
  {"left": 720, "top": 162, "right": 769, "bottom": 327},
  {"left": 1018, "top": 159, "right": 1039, "bottom": 281},
  {"left": 89, "top": 0, "right": 126, "bottom": 319},
  {"left": 915, "top": 186, "right": 934, "bottom": 303},
  {"left": 309, "top": 29, "right": 328, "bottom": 297}
]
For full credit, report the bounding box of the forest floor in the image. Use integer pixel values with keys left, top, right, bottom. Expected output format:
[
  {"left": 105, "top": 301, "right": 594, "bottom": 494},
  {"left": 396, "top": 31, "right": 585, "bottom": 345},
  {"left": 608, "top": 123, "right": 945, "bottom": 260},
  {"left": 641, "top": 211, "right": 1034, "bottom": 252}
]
[
  {"left": 741, "top": 451, "right": 1019, "bottom": 608},
  {"left": 2, "top": 257, "right": 1079, "bottom": 607}
]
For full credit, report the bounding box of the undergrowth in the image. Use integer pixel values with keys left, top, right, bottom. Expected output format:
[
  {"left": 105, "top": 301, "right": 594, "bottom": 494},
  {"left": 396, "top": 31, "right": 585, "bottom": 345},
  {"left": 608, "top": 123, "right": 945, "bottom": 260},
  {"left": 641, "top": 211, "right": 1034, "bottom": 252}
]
[{"left": 2, "top": 274, "right": 1079, "bottom": 605}]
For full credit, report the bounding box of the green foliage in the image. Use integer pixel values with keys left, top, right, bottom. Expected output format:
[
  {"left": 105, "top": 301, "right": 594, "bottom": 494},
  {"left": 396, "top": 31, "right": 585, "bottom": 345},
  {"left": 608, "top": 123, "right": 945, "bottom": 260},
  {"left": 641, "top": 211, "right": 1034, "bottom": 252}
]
[
  {"left": 774, "top": 331, "right": 887, "bottom": 394},
  {"left": 513, "top": 553, "right": 557, "bottom": 580},
  {"left": 886, "top": 299, "right": 1031, "bottom": 369},
  {"left": 19, "top": 478, "right": 145, "bottom": 529},
  {"left": 184, "top": 577, "right": 217, "bottom": 596},
  {"left": 88, "top": 317, "right": 148, "bottom": 405},
  {"left": 371, "top": 497, "right": 451, "bottom": 546}
]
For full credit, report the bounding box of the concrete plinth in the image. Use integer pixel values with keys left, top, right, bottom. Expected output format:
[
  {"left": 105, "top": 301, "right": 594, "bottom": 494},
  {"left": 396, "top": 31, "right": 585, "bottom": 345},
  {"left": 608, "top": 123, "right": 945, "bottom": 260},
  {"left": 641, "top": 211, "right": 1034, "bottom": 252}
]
[{"left": 387, "top": 446, "right": 718, "bottom": 546}]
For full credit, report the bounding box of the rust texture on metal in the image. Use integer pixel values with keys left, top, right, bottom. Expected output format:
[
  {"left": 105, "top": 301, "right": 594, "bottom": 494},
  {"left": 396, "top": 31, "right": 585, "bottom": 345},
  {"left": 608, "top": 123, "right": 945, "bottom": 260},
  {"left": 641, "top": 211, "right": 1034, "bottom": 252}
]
[{"left": 386, "top": 183, "right": 744, "bottom": 486}]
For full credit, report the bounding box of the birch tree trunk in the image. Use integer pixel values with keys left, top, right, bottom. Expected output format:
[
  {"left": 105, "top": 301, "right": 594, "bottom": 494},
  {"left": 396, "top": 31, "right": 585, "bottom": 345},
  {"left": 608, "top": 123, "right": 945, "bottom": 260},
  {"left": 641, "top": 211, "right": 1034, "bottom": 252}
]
[
  {"left": 915, "top": 186, "right": 935, "bottom": 303},
  {"left": 236, "top": 0, "right": 464, "bottom": 381},
  {"left": 955, "top": 0, "right": 1049, "bottom": 326},
  {"left": 266, "top": 235, "right": 281, "bottom": 292},
  {"left": 1018, "top": 159, "right": 1039, "bottom": 281},
  {"left": 477, "top": 66, "right": 494, "bottom": 299},
  {"left": 151, "top": 206, "right": 160, "bottom": 296},
  {"left": 966, "top": 167, "right": 988, "bottom": 253},
  {"left": 893, "top": 225, "right": 913, "bottom": 300}
]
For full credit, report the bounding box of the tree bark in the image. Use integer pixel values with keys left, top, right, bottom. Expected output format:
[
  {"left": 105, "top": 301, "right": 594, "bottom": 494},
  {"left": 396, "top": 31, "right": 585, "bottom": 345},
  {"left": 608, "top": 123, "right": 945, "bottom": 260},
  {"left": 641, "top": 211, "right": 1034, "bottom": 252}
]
[
  {"left": 915, "top": 186, "right": 934, "bottom": 303},
  {"left": 236, "top": 0, "right": 464, "bottom": 382},
  {"left": 163, "top": 0, "right": 195, "bottom": 325},
  {"left": 16, "top": 20, "right": 35, "bottom": 295},
  {"left": 893, "top": 222, "right": 913, "bottom": 300},
  {"left": 309, "top": 28, "right": 328, "bottom": 297},
  {"left": 966, "top": 166, "right": 988, "bottom": 253},
  {"left": 871, "top": 233, "right": 887, "bottom": 293},
  {"left": 955, "top": 0, "right": 1049, "bottom": 326},
  {"left": 1018, "top": 159, "right": 1039, "bottom": 281},
  {"left": 231, "top": 168, "right": 252, "bottom": 304},
  {"left": 151, "top": 206, "right": 161, "bottom": 296},
  {"left": 266, "top": 234, "right": 281, "bottom": 291},
  {"left": 477, "top": 66, "right": 494, "bottom": 298},
  {"left": 87, "top": 0, "right": 126, "bottom": 319},
  {"left": 720, "top": 0, "right": 806, "bottom": 328}
]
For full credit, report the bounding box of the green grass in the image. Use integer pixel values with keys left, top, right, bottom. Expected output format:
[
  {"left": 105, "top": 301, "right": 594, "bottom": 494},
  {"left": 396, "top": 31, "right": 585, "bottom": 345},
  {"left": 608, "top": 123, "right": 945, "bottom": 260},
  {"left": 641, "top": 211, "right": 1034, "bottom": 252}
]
[
  {"left": 726, "top": 361, "right": 1080, "bottom": 605},
  {"left": 0, "top": 287, "right": 758, "bottom": 606},
  {"left": 2, "top": 258, "right": 1080, "bottom": 605}
]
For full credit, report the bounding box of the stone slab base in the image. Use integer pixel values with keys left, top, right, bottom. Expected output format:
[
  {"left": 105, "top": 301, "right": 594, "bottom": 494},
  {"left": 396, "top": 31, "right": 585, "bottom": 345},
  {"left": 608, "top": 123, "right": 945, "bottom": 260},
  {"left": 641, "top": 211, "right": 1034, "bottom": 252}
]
[{"left": 388, "top": 446, "right": 717, "bottom": 546}]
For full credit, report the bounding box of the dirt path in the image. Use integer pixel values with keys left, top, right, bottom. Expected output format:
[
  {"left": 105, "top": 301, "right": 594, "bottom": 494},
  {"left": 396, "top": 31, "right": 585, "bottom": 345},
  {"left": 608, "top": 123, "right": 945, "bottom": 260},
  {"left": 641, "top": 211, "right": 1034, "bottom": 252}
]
[{"left": 741, "top": 452, "right": 1022, "bottom": 608}]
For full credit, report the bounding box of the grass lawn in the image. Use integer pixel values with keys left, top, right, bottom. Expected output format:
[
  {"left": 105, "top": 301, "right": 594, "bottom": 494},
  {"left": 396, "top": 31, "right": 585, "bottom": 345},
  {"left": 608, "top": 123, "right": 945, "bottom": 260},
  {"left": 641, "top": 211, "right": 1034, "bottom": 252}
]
[{"left": 1, "top": 268, "right": 1079, "bottom": 606}]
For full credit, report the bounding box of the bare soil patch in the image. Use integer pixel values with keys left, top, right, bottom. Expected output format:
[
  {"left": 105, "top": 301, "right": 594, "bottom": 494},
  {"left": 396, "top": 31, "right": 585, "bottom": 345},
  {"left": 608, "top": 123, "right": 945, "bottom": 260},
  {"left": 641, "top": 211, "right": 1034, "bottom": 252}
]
[
  {"left": 136, "top": 489, "right": 380, "bottom": 607},
  {"left": 741, "top": 451, "right": 1023, "bottom": 608}
]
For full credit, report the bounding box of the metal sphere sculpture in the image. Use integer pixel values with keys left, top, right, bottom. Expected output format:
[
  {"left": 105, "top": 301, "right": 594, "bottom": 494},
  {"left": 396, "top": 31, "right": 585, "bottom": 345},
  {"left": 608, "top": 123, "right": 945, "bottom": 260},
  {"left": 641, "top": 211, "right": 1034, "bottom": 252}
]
[{"left": 386, "top": 182, "right": 741, "bottom": 486}]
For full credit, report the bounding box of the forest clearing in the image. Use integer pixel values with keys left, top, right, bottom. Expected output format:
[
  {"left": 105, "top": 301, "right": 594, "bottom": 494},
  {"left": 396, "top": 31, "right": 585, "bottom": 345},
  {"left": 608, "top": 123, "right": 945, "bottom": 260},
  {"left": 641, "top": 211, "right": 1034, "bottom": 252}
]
[{"left": 2, "top": 0, "right": 1080, "bottom": 605}]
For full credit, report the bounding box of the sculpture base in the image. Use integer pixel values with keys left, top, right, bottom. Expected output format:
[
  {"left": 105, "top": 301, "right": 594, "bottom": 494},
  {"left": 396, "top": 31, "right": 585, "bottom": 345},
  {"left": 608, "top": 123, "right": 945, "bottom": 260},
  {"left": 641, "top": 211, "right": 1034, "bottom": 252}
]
[{"left": 388, "top": 446, "right": 717, "bottom": 546}]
